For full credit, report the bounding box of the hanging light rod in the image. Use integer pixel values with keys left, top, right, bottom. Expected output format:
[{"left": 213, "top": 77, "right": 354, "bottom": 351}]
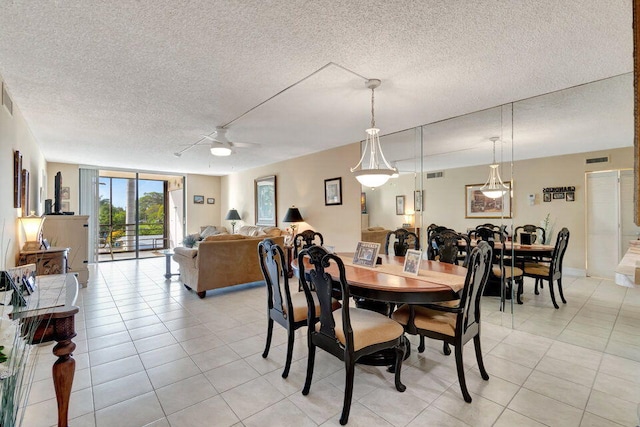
[{"left": 175, "top": 62, "right": 370, "bottom": 157}]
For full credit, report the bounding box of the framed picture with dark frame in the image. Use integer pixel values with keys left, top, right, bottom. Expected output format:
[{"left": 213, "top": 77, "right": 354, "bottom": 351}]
[
  {"left": 414, "top": 190, "right": 423, "bottom": 211},
  {"left": 553, "top": 192, "right": 565, "bottom": 200},
  {"left": 465, "top": 182, "right": 512, "bottom": 218},
  {"left": 255, "top": 175, "right": 277, "bottom": 226},
  {"left": 565, "top": 192, "right": 575, "bottom": 202},
  {"left": 207, "top": 198, "right": 215, "bottom": 204},
  {"left": 352, "top": 241, "right": 380, "bottom": 267},
  {"left": 360, "top": 192, "right": 367, "bottom": 213},
  {"left": 324, "top": 177, "right": 342, "bottom": 206},
  {"left": 14, "top": 150, "right": 22, "bottom": 208},
  {"left": 543, "top": 193, "right": 552, "bottom": 202},
  {"left": 193, "top": 195, "right": 204, "bottom": 204},
  {"left": 396, "top": 195, "right": 405, "bottom": 215}
]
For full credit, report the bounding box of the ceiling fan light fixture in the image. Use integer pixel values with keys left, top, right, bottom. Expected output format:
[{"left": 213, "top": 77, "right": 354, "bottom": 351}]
[
  {"left": 210, "top": 146, "right": 232, "bottom": 156},
  {"left": 350, "top": 79, "right": 397, "bottom": 188},
  {"left": 480, "top": 137, "right": 509, "bottom": 199}
]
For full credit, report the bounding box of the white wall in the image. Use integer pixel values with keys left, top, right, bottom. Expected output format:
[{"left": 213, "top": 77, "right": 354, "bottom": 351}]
[
  {"left": 0, "top": 77, "right": 47, "bottom": 267},
  {"left": 366, "top": 146, "right": 634, "bottom": 272},
  {"left": 221, "top": 143, "right": 362, "bottom": 252}
]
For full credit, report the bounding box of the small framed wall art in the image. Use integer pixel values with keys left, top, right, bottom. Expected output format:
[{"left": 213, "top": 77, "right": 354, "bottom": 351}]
[
  {"left": 193, "top": 195, "right": 204, "bottom": 204},
  {"left": 324, "top": 177, "right": 342, "bottom": 206}
]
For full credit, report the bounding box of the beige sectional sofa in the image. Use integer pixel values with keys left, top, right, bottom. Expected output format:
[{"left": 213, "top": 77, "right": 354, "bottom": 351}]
[{"left": 173, "top": 225, "right": 284, "bottom": 298}]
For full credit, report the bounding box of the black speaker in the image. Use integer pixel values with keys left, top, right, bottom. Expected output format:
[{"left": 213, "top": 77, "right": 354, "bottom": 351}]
[{"left": 44, "top": 199, "right": 53, "bottom": 214}]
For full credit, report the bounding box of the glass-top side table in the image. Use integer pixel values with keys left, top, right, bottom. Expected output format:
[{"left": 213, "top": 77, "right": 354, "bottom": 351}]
[{"left": 153, "top": 249, "right": 179, "bottom": 279}]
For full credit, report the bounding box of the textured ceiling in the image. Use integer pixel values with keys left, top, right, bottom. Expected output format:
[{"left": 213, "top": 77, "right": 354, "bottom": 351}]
[{"left": 0, "top": 1, "right": 633, "bottom": 176}]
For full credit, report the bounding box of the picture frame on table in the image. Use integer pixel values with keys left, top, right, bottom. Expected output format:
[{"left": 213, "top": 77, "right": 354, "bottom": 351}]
[
  {"left": 403, "top": 249, "right": 422, "bottom": 275},
  {"left": 464, "top": 182, "right": 512, "bottom": 219},
  {"left": 193, "top": 195, "right": 204, "bottom": 204},
  {"left": 352, "top": 242, "right": 380, "bottom": 268},
  {"left": 255, "top": 175, "right": 277, "bottom": 226},
  {"left": 324, "top": 177, "right": 342, "bottom": 206}
]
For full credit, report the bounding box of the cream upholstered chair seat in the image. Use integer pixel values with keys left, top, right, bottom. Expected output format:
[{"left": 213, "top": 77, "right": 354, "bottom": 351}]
[
  {"left": 491, "top": 265, "right": 523, "bottom": 279},
  {"left": 284, "top": 292, "right": 340, "bottom": 323},
  {"left": 328, "top": 308, "right": 404, "bottom": 352},
  {"left": 392, "top": 305, "right": 457, "bottom": 337}
]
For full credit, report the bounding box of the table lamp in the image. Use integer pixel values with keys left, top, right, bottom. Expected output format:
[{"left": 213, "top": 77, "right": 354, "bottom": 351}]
[
  {"left": 19, "top": 213, "right": 45, "bottom": 251},
  {"left": 283, "top": 206, "right": 304, "bottom": 235},
  {"left": 225, "top": 209, "right": 241, "bottom": 234}
]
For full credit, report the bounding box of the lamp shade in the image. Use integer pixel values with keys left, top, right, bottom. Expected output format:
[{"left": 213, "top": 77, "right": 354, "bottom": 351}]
[
  {"left": 19, "top": 214, "right": 45, "bottom": 251},
  {"left": 225, "top": 209, "right": 241, "bottom": 221},
  {"left": 283, "top": 206, "right": 304, "bottom": 223}
]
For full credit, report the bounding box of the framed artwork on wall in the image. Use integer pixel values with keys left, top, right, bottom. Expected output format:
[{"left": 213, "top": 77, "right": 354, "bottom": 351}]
[
  {"left": 465, "top": 182, "right": 512, "bottom": 218},
  {"left": 14, "top": 150, "right": 22, "bottom": 208},
  {"left": 543, "top": 193, "right": 552, "bottom": 202},
  {"left": 414, "top": 190, "right": 423, "bottom": 211},
  {"left": 193, "top": 195, "right": 204, "bottom": 204},
  {"left": 255, "top": 175, "right": 277, "bottom": 226},
  {"left": 207, "top": 198, "right": 215, "bottom": 204},
  {"left": 396, "top": 195, "right": 405, "bottom": 215},
  {"left": 324, "top": 177, "right": 342, "bottom": 206},
  {"left": 21, "top": 169, "right": 29, "bottom": 216}
]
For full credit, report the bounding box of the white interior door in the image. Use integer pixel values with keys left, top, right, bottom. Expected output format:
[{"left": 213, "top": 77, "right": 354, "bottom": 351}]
[{"left": 586, "top": 171, "right": 619, "bottom": 278}]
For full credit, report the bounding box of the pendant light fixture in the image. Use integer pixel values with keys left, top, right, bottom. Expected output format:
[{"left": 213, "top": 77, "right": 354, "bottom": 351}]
[
  {"left": 350, "top": 79, "right": 397, "bottom": 188},
  {"left": 480, "top": 137, "right": 509, "bottom": 199}
]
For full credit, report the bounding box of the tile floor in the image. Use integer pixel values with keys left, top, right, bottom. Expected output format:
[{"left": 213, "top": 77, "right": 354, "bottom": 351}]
[{"left": 21, "top": 257, "right": 640, "bottom": 426}]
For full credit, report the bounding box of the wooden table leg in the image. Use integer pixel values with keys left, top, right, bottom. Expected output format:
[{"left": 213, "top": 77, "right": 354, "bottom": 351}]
[
  {"left": 52, "top": 339, "right": 76, "bottom": 427},
  {"left": 51, "top": 314, "right": 77, "bottom": 427}
]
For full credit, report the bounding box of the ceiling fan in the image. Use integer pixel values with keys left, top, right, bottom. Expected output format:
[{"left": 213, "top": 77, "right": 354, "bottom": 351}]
[{"left": 203, "top": 127, "right": 260, "bottom": 156}]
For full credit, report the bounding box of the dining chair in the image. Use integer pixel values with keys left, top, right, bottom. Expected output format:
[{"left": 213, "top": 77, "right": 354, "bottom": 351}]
[
  {"left": 515, "top": 224, "right": 546, "bottom": 245},
  {"left": 384, "top": 228, "right": 420, "bottom": 256},
  {"left": 258, "top": 238, "right": 330, "bottom": 378},
  {"left": 293, "top": 229, "right": 324, "bottom": 258},
  {"left": 298, "top": 245, "right": 406, "bottom": 425},
  {"left": 522, "top": 227, "right": 570, "bottom": 309},
  {"left": 428, "top": 229, "right": 470, "bottom": 267},
  {"left": 391, "top": 241, "right": 493, "bottom": 403}
]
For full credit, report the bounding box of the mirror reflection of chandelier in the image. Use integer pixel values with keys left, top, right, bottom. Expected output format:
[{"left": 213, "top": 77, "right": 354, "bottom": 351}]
[
  {"left": 350, "top": 79, "right": 397, "bottom": 188},
  {"left": 480, "top": 137, "right": 509, "bottom": 199}
]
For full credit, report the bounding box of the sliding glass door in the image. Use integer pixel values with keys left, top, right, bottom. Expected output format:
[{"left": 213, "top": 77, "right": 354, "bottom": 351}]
[{"left": 98, "top": 171, "right": 176, "bottom": 261}]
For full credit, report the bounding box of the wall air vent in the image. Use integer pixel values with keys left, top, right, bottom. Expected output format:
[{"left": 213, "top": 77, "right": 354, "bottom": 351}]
[
  {"left": 426, "top": 171, "right": 444, "bottom": 179},
  {"left": 585, "top": 156, "right": 609, "bottom": 165},
  {"left": 2, "top": 83, "right": 13, "bottom": 116}
]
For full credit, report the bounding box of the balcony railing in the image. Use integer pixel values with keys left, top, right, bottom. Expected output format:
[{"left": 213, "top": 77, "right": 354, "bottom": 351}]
[{"left": 98, "top": 223, "right": 167, "bottom": 254}]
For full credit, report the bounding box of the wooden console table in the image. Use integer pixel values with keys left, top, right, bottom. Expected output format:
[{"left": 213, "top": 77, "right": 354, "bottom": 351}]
[
  {"left": 18, "top": 247, "right": 69, "bottom": 276},
  {"left": 8, "top": 269, "right": 79, "bottom": 427}
]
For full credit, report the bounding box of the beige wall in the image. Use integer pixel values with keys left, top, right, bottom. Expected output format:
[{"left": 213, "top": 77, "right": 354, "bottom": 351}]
[
  {"left": 0, "top": 77, "right": 47, "bottom": 266},
  {"left": 221, "top": 143, "right": 362, "bottom": 252},
  {"left": 185, "top": 174, "right": 222, "bottom": 235},
  {"left": 366, "top": 147, "right": 634, "bottom": 272}
]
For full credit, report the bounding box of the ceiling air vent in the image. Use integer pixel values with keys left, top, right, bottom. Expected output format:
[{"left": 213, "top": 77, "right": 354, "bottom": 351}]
[
  {"left": 585, "top": 156, "right": 609, "bottom": 165},
  {"left": 426, "top": 171, "right": 444, "bottom": 179},
  {"left": 1, "top": 83, "right": 12, "bottom": 116}
]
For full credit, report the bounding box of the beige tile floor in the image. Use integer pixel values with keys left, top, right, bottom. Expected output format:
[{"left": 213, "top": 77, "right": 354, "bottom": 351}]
[{"left": 21, "top": 257, "right": 640, "bottom": 426}]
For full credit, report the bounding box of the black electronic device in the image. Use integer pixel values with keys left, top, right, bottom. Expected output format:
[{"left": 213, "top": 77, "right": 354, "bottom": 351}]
[
  {"left": 54, "top": 171, "right": 62, "bottom": 214},
  {"left": 44, "top": 199, "right": 53, "bottom": 214}
]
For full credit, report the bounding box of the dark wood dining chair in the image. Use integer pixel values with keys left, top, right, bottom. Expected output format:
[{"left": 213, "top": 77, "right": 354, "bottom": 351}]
[
  {"left": 258, "top": 238, "right": 325, "bottom": 378},
  {"left": 515, "top": 224, "right": 546, "bottom": 245},
  {"left": 293, "top": 229, "right": 324, "bottom": 258},
  {"left": 522, "top": 228, "right": 570, "bottom": 309},
  {"left": 298, "top": 245, "right": 406, "bottom": 425},
  {"left": 428, "top": 229, "right": 470, "bottom": 267},
  {"left": 392, "top": 241, "right": 493, "bottom": 403},
  {"left": 384, "top": 228, "right": 420, "bottom": 256}
]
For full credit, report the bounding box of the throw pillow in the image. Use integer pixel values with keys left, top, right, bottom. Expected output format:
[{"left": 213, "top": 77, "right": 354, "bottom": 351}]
[{"left": 200, "top": 226, "right": 218, "bottom": 239}]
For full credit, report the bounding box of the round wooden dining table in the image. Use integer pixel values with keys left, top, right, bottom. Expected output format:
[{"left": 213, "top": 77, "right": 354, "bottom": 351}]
[{"left": 293, "top": 253, "right": 468, "bottom": 304}]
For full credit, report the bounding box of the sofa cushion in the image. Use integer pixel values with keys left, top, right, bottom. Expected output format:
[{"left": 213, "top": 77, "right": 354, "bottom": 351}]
[
  {"left": 367, "top": 226, "right": 387, "bottom": 231},
  {"left": 204, "top": 234, "right": 246, "bottom": 242},
  {"left": 174, "top": 246, "right": 198, "bottom": 259}
]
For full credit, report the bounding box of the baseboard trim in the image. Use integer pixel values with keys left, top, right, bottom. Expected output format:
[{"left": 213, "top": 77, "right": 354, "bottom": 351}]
[{"left": 564, "top": 267, "right": 586, "bottom": 277}]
